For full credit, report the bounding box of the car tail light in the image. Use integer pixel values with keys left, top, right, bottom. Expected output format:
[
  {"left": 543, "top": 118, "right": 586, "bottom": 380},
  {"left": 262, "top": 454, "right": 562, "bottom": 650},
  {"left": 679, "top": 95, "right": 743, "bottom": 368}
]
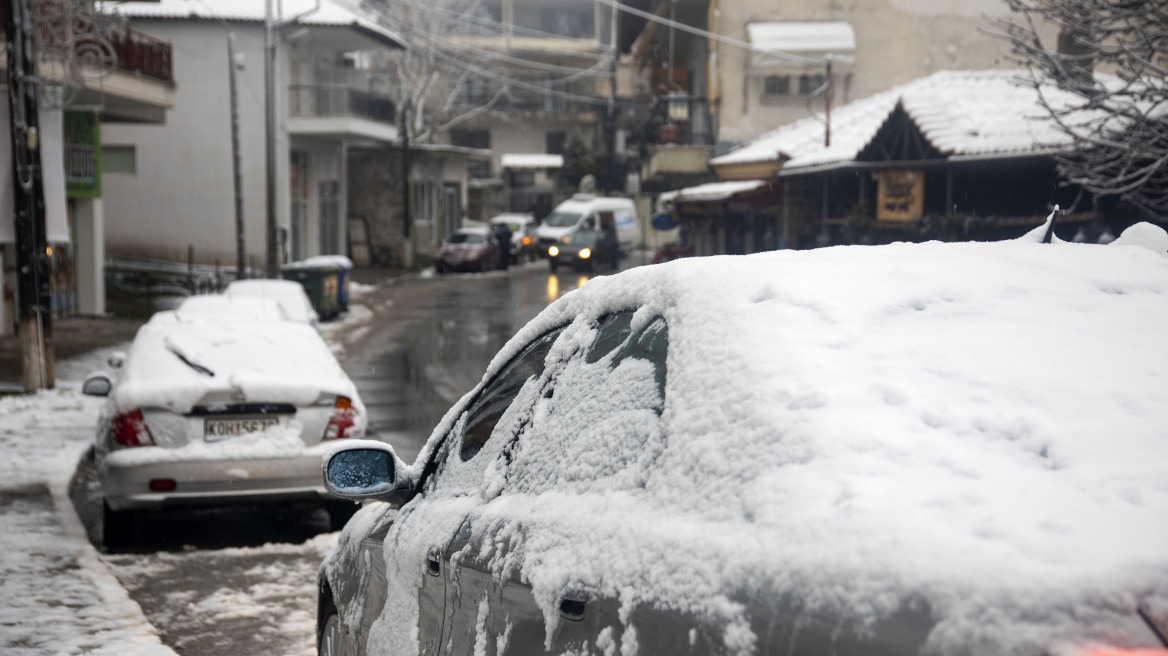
[
  {"left": 111, "top": 410, "right": 155, "bottom": 447},
  {"left": 522, "top": 236, "right": 532, "bottom": 246},
  {"left": 324, "top": 396, "right": 358, "bottom": 440}
]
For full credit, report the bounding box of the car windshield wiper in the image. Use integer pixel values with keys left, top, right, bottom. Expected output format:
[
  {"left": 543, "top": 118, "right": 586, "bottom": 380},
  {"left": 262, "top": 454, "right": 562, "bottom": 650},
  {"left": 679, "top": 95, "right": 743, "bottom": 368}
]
[{"left": 166, "top": 343, "right": 215, "bottom": 377}]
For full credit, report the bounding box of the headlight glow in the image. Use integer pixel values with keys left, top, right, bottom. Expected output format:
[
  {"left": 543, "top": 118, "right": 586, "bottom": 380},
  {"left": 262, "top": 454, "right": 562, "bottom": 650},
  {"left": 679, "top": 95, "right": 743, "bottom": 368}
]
[
  {"left": 579, "top": 248, "right": 592, "bottom": 259},
  {"left": 548, "top": 246, "right": 560, "bottom": 257}
]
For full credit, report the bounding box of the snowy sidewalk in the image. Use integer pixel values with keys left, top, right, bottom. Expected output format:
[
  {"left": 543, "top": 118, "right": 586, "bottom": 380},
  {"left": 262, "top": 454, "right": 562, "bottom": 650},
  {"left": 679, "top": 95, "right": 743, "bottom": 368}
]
[{"left": 0, "top": 349, "right": 178, "bottom": 656}]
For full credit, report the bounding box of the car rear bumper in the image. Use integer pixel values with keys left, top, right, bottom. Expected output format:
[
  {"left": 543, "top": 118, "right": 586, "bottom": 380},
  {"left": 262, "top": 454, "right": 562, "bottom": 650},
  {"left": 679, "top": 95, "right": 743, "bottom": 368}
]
[{"left": 100, "top": 448, "right": 333, "bottom": 511}]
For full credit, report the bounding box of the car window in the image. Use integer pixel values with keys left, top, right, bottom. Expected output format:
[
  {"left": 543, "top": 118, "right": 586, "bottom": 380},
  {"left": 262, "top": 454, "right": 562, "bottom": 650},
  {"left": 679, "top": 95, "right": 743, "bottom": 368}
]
[
  {"left": 498, "top": 312, "right": 670, "bottom": 495},
  {"left": 612, "top": 316, "right": 668, "bottom": 400},
  {"left": 459, "top": 325, "right": 567, "bottom": 464},
  {"left": 584, "top": 311, "right": 634, "bottom": 364},
  {"left": 544, "top": 211, "right": 581, "bottom": 228}
]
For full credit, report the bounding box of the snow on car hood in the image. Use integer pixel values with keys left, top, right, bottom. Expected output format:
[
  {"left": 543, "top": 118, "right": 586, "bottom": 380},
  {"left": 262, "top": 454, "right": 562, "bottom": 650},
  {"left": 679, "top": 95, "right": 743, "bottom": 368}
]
[
  {"left": 113, "top": 316, "right": 361, "bottom": 414},
  {"left": 386, "top": 224, "right": 1168, "bottom": 656}
]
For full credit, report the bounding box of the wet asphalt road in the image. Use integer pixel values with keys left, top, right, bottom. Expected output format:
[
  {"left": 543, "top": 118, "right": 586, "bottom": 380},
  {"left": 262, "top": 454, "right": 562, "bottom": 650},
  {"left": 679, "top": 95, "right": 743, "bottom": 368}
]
[
  {"left": 345, "top": 259, "right": 606, "bottom": 463},
  {"left": 78, "top": 256, "right": 639, "bottom": 656}
]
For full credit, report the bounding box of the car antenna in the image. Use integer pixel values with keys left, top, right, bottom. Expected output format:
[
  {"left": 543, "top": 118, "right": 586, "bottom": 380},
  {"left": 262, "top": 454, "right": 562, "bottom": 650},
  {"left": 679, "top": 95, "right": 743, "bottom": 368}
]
[
  {"left": 1041, "top": 205, "right": 1060, "bottom": 244},
  {"left": 1139, "top": 604, "right": 1168, "bottom": 648}
]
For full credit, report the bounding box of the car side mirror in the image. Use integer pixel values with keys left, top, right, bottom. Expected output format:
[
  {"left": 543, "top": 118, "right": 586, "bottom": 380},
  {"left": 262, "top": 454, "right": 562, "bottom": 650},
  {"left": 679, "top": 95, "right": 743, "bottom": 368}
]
[
  {"left": 323, "top": 441, "right": 414, "bottom": 508},
  {"left": 82, "top": 372, "right": 113, "bottom": 397},
  {"left": 107, "top": 352, "right": 126, "bottom": 369}
]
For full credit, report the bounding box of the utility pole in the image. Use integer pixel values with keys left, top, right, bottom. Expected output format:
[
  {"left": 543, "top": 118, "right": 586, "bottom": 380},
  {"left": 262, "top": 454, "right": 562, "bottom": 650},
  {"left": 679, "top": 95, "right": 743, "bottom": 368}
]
[
  {"left": 228, "top": 33, "right": 247, "bottom": 280},
  {"left": 605, "top": 0, "right": 619, "bottom": 193},
  {"left": 824, "top": 57, "right": 833, "bottom": 147},
  {"left": 264, "top": 0, "right": 279, "bottom": 277},
  {"left": 6, "top": 0, "right": 55, "bottom": 392},
  {"left": 400, "top": 101, "right": 413, "bottom": 268}
]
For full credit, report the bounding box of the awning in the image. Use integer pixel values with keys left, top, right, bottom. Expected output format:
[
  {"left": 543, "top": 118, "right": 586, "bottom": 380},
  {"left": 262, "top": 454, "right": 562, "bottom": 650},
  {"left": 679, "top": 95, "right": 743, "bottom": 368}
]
[
  {"left": 500, "top": 153, "right": 564, "bottom": 170},
  {"left": 673, "top": 180, "right": 770, "bottom": 203},
  {"left": 748, "top": 21, "right": 854, "bottom": 68}
]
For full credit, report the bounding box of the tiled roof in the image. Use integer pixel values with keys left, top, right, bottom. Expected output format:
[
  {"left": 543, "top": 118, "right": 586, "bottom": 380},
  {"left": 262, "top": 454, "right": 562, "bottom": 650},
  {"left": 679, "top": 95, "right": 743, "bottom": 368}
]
[{"left": 711, "top": 70, "right": 1081, "bottom": 172}]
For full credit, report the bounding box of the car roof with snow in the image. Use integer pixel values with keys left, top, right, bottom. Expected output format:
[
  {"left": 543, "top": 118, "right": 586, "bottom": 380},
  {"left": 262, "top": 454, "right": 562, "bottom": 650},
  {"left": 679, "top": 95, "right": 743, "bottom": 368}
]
[
  {"left": 113, "top": 311, "right": 359, "bottom": 414},
  {"left": 489, "top": 213, "right": 535, "bottom": 224},
  {"left": 174, "top": 294, "right": 290, "bottom": 323},
  {"left": 225, "top": 279, "right": 318, "bottom": 324},
  {"left": 403, "top": 222, "right": 1168, "bottom": 655}
]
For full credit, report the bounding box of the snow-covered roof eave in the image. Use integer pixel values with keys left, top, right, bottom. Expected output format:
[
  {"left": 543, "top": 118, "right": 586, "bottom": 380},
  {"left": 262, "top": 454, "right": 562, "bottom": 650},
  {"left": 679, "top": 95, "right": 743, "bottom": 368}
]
[
  {"left": 501, "top": 154, "right": 565, "bottom": 170},
  {"left": 673, "top": 180, "right": 771, "bottom": 203}
]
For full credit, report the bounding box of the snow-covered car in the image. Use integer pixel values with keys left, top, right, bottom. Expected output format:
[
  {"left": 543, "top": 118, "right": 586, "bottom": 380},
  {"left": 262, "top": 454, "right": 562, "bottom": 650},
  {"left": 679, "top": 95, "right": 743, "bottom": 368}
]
[
  {"left": 489, "top": 212, "right": 538, "bottom": 263},
  {"left": 226, "top": 278, "right": 319, "bottom": 325},
  {"left": 174, "top": 293, "right": 290, "bottom": 323},
  {"left": 82, "top": 310, "right": 367, "bottom": 548},
  {"left": 435, "top": 226, "right": 504, "bottom": 274},
  {"left": 316, "top": 223, "right": 1168, "bottom": 656}
]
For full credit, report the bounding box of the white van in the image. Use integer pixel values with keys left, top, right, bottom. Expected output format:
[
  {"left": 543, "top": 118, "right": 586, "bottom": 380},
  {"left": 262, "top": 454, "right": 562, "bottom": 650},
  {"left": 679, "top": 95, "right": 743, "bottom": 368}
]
[{"left": 536, "top": 194, "right": 638, "bottom": 255}]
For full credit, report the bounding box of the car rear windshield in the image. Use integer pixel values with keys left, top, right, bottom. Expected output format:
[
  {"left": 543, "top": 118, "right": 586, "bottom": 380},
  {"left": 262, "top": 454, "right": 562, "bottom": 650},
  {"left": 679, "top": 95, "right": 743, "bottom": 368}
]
[{"left": 448, "top": 233, "right": 485, "bottom": 244}]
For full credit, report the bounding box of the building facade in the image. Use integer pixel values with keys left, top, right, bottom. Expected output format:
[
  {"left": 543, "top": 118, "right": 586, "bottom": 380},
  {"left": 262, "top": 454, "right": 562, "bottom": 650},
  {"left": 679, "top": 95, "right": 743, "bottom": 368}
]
[
  {"left": 100, "top": 0, "right": 402, "bottom": 273},
  {"left": 2, "top": 0, "right": 175, "bottom": 336}
]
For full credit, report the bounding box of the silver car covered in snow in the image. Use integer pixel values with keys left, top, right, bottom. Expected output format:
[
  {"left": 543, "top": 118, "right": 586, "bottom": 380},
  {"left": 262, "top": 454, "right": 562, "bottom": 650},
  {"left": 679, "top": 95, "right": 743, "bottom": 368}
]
[
  {"left": 84, "top": 302, "right": 366, "bottom": 548},
  {"left": 316, "top": 223, "right": 1168, "bottom": 656}
]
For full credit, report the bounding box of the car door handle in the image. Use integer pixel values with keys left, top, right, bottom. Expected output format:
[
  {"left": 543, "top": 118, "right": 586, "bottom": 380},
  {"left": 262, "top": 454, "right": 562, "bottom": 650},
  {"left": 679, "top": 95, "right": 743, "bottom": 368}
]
[
  {"left": 426, "top": 547, "right": 441, "bottom": 577},
  {"left": 559, "top": 594, "right": 587, "bottom": 622}
]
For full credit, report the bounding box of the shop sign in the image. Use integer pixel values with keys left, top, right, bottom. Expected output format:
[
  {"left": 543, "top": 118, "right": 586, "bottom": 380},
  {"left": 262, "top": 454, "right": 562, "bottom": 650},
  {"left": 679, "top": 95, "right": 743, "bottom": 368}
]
[
  {"left": 64, "top": 111, "right": 101, "bottom": 198},
  {"left": 877, "top": 169, "right": 923, "bottom": 221}
]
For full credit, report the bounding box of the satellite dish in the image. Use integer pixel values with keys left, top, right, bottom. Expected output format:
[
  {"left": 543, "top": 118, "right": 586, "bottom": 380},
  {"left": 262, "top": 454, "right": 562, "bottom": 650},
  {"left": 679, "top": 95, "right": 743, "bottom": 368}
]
[{"left": 578, "top": 174, "right": 597, "bottom": 194}]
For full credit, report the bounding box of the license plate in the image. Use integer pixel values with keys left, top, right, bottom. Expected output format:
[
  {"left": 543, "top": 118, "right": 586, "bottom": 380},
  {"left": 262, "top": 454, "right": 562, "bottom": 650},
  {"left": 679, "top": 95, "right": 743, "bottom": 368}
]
[{"left": 204, "top": 417, "right": 279, "bottom": 441}]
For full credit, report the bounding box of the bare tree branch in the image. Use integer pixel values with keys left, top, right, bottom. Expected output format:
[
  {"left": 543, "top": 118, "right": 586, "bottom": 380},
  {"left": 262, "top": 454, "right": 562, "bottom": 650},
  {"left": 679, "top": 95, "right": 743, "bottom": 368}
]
[{"left": 985, "top": 0, "right": 1168, "bottom": 217}]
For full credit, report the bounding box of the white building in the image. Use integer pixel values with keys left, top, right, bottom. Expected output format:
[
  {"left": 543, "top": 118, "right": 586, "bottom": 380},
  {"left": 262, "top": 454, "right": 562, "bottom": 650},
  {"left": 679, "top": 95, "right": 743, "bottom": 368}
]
[
  {"left": 100, "top": 0, "right": 403, "bottom": 270},
  {"left": 2, "top": 0, "right": 176, "bottom": 335}
]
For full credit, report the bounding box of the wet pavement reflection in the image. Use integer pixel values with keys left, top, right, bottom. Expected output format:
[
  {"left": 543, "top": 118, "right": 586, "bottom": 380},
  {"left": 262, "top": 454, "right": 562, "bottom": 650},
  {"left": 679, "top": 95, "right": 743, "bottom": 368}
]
[{"left": 342, "top": 261, "right": 612, "bottom": 464}]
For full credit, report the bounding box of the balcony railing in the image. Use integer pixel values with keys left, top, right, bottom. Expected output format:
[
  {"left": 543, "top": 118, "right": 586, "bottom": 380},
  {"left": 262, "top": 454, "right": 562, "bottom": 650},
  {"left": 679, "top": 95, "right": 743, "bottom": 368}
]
[
  {"left": 288, "top": 85, "right": 396, "bottom": 125},
  {"left": 650, "top": 95, "right": 714, "bottom": 146},
  {"left": 21, "top": 0, "right": 175, "bottom": 84},
  {"left": 106, "top": 24, "right": 173, "bottom": 83}
]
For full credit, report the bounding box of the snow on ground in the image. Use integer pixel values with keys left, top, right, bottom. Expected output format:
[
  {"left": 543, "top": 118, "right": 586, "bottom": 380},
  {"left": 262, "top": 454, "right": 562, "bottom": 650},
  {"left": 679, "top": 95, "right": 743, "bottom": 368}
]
[{"left": 0, "top": 368, "right": 177, "bottom": 656}]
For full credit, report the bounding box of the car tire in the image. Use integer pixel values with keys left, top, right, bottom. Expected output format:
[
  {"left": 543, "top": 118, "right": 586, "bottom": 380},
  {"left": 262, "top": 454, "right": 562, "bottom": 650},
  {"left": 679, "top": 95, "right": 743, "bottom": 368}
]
[
  {"left": 326, "top": 500, "right": 359, "bottom": 532},
  {"left": 102, "top": 501, "right": 135, "bottom": 550},
  {"left": 318, "top": 594, "right": 348, "bottom": 656}
]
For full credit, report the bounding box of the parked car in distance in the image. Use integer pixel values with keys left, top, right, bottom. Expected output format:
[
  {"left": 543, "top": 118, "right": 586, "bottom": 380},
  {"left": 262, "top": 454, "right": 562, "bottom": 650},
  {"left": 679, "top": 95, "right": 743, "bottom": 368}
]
[
  {"left": 435, "top": 226, "right": 503, "bottom": 274},
  {"left": 226, "top": 278, "right": 319, "bottom": 325},
  {"left": 489, "top": 213, "right": 538, "bottom": 264},
  {"left": 83, "top": 309, "right": 367, "bottom": 549},
  {"left": 316, "top": 221, "right": 1168, "bottom": 656},
  {"left": 546, "top": 229, "right": 619, "bottom": 272}
]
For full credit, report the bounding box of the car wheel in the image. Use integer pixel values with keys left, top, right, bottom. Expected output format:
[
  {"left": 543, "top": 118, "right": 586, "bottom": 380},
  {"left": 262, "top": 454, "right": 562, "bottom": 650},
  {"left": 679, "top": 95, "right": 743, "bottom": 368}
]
[
  {"left": 326, "top": 500, "right": 359, "bottom": 532},
  {"left": 318, "top": 598, "right": 348, "bottom": 656},
  {"left": 102, "top": 501, "right": 135, "bottom": 550}
]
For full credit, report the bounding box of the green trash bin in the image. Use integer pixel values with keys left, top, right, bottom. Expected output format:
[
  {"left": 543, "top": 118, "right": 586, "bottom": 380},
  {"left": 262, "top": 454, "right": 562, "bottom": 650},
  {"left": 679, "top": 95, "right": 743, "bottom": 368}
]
[
  {"left": 281, "top": 261, "right": 339, "bottom": 321},
  {"left": 302, "top": 255, "right": 353, "bottom": 313}
]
